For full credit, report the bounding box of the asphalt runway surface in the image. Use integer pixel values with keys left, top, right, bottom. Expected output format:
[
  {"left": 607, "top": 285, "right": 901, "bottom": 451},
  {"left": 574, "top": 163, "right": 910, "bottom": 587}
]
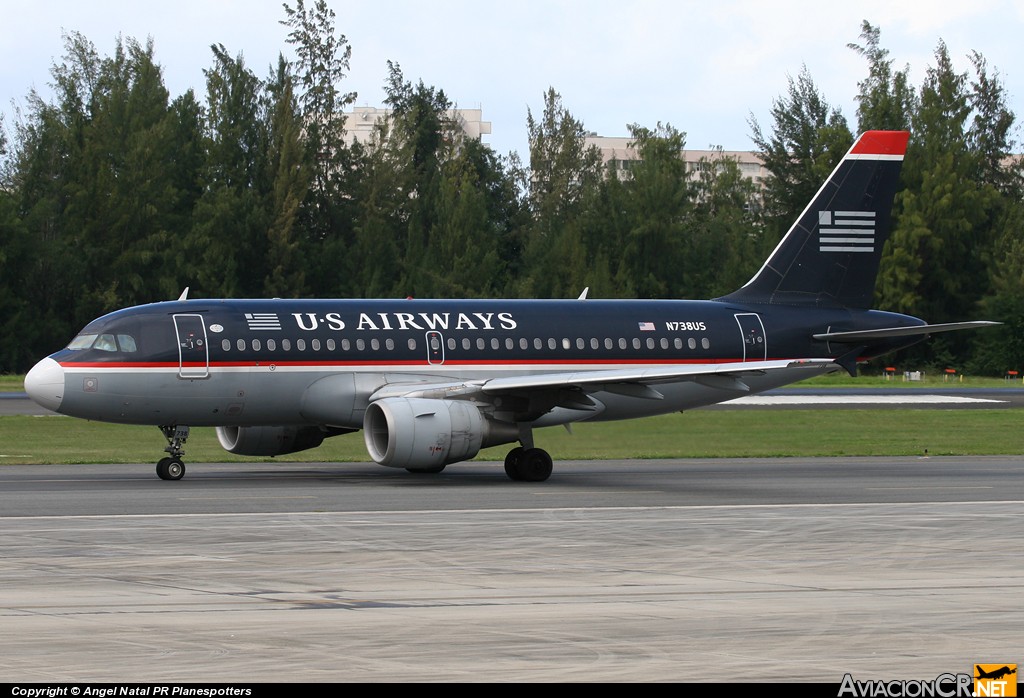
[{"left": 2, "top": 457, "right": 1022, "bottom": 682}]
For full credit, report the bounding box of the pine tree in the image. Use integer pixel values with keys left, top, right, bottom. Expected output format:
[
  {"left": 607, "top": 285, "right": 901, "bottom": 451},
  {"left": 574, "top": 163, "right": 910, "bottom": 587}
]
[{"left": 749, "top": 66, "right": 853, "bottom": 250}]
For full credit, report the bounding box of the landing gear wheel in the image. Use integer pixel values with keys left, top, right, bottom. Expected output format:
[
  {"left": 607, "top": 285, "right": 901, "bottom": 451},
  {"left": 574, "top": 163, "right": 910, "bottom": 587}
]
[
  {"left": 504, "top": 447, "right": 525, "bottom": 480},
  {"left": 157, "top": 425, "right": 190, "bottom": 480},
  {"left": 156, "top": 457, "right": 186, "bottom": 481},
  {"left": 406, "top": 465, "right": 446, "bottom": 474},
  {"left": 520, "top": 448, "right": 553, "bottom": 482}
]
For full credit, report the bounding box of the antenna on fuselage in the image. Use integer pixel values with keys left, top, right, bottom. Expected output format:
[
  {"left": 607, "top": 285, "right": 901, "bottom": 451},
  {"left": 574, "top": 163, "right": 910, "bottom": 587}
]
[
  {"left": 577, "top": 287, "right": 589, "bottom": 300},
  {"left": 177, "top": 287, "right": 190, "bottom": 301}
]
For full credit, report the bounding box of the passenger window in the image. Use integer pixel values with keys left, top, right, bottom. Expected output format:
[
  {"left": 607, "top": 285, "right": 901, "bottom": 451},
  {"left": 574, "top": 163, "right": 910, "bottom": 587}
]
[
  {"left": 327, "top": 339, "right": 336, "bottom": 351},
  {"left": 447, "top": 338, "right": 456, "bottom": 350},
  {"left": 462, "top": 338, "right": 471, "bottom": 350},
  {"left": 297, "top": 339, "right": 306, "bottom": 351},
  {"left": 618, "top": 338, "right": 627, "bottom": 350},
  {"left": 688, "top": 338, "right": 697, "bottom": 350},
  {"left": 605, "top": 338, "right": 613, "bottom": 350},
  {"left": 283, "top": 339, "right": 291, "bottom": 351},
  {"left": 237, "top": 339, "right": 245, "bottom": 351},
  {"left": 312, "top": 339, "right": 322, "bottom": 351},
  {"left": 520, "top": 338, "right": 529, "bottom": 350},
  {"left": 477, "top": 338, "right": 486, "bottom": 350},
  {"left": 674, "top": 338, "right": 682, "bottom": 349},
  {"left": 660, "top": 338, "right": 669, "bottom": 350},
  {"left": 222, "top": 339, "right": 230, "bottom": 351},
  {"left": 356, "top": 339, "right": 365, "bottom": 351},
  {"left": 408, "top": 338, "right": 417, "bottom": 350},
  {"left": 267, "top": 339, "right": 277, "bottom": 351},
  {"left": 370, "top": 338, "right": 379, "bottom": 351},
  {"left": 491, "top": 338, "right": 499, "bottom": 350},
  {"left": 646, "top": 338, "right": 655, "bottom": 350},
  {"left": 386, "top": 338, "right": 394, "bottom": 350},
  {"left": 252, "top": 339, "right": 261, "bottom": 351},
  {"left": 533, "top": 338, "right": 542, "bottom": 350},
  {"left": 590, "top": 338, "right": 599, "bottom": 350},
  {"left": 702, "top": 338, "right": 710, "bottom": 349},
  {"left": 548, "top": 338, "right": 556, "bottom": 350},
  {"left": 631, "top": 338, "right": 641, "bottom": 350},
  {"left": 506, "top": 338, "right": 514, "bottom": 350}
]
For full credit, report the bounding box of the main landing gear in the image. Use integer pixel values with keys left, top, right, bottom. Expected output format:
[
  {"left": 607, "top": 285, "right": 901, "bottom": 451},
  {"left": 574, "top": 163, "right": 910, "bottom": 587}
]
[
  {"left": 156, "top": 425, "right": 190, "bottom": 480},
  {"left": 503, "top": 446, "right": 553, "bottom": 482}
]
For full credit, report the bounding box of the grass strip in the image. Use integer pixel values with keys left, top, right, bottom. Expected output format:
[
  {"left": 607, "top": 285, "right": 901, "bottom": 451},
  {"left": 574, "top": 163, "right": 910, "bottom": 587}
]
[{"left": 2, "top": 409, "right": 1020, "bottom": 465}]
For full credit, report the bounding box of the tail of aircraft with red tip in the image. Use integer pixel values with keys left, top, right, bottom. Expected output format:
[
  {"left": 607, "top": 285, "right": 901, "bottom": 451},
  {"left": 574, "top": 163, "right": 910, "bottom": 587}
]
[{"left": 719, "top": 130, "right": 910, "bottom": 309}]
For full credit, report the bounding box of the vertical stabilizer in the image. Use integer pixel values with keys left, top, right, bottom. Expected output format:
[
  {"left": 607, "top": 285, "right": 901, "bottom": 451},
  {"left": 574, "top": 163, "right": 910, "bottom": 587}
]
[{"left": 719, "top": 130, "right": 909, "bottom": 309}]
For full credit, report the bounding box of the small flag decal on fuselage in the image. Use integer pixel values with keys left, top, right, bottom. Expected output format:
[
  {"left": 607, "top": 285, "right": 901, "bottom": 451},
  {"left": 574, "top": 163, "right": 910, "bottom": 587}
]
[
  {"left": 245, "top": 313, "right": 282, "bottom": 331},
  {"left": 638, "top": 322, "right": 655, "bottom": 331},
  {"left": 818, "top": 210, "right": 875, "bottom": 253}
]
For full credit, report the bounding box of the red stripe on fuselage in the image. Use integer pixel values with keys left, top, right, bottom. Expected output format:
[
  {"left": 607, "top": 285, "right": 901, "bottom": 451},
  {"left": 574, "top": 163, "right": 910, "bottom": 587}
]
[{"left": 57, "top": 357, "right": 769, "bottom": 369}]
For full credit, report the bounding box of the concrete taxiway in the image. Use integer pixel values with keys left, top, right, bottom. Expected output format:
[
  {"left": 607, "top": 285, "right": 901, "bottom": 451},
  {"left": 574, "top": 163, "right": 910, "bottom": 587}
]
[{"left": 1, "top": 457, "right": 1021, "bottom": 682}]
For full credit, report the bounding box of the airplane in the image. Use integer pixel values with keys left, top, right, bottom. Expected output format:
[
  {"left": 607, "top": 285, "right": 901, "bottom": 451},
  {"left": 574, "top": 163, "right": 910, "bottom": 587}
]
[
  {"left": 974, "top": 663, "right": 1015, "bottom": 679},
  {"left": 975, "top": 666, "right": 1016, "bottom": 681},
  {"left": 23, "top": 130, "right": 997, "bottom": 482}
]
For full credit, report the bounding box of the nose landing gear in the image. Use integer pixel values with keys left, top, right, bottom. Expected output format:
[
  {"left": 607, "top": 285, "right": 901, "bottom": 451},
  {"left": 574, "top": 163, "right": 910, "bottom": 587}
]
[{"left": 156, "top": 425, "right": 190, "bottom": 480}]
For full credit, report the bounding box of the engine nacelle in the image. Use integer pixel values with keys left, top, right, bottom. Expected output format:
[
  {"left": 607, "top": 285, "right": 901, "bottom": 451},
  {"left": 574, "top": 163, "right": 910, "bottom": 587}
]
[
  {"left": 363, "top": 398, "right": 518, "bottom": 469},
  {"left": 216, "top": 425, "right": 327, "bottom": 456}
]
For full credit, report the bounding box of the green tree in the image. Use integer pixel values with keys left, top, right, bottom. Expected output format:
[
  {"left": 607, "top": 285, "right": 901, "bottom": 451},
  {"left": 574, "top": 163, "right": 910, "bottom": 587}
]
[
  {"left": 613, "top": 123, "right": 691, "bottom": 298},
  {"left": 187, "top": 44, "right": 271, "bottom": 298},
  {"left": 0, "top": 121, "right": 41, "bottom": 370},
  {"left": 691, "top": 149, "right": 765, "bottom": 297},
  {"left": 264, "top": 56, "right": 311, "bottom": 297},
  {"left": 521, "top": 88, "right": 602, "bottom": 296},
  {"left": 749, "top": 66, "right": 853, "bottom": 249},
  {"left": 876, "top": 40, "right": 1008, "bottom": 370},
  {"left": 281, "top": 0, "right": 361, "bottom": 296},
  {"left": 281, "top": 0, "right": 355, "bottom": 204},
  {"left": 879, "top": 42, "right": 988, "bottom": 317},
  {"left": 848, "top": 21, "right": 917, "bottom": 132}
]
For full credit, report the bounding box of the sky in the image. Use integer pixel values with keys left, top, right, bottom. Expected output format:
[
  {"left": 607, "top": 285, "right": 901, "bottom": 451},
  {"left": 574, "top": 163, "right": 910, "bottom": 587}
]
[{"left": 2, "top": 0, "right": 1022, "bottom": 160}]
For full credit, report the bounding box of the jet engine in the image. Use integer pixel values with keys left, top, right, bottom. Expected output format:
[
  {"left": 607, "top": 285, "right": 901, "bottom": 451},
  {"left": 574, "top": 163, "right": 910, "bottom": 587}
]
[
  {"left": 216, "top": 425, "right": 328, "bottom": 456},
  {"left": 363, "top": 398, "right": 518, "bottom": 469}
]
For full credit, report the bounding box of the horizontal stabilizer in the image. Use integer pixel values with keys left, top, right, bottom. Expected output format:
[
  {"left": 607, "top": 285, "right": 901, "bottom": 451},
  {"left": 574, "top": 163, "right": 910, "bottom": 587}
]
[{"left": 813, "top": 321, "right": 1000, "bottom": 343}]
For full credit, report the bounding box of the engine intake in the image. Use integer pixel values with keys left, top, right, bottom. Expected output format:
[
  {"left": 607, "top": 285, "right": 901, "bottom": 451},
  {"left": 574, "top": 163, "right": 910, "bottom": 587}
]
[{"left": 363, "top": 398, "right": 517, "bottom": 469}]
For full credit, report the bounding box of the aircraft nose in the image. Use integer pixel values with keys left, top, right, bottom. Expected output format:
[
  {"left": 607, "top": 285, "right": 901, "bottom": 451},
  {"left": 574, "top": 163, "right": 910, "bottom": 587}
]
[{"left": 24, "top": 357, "right": 65, "bottom": 412}]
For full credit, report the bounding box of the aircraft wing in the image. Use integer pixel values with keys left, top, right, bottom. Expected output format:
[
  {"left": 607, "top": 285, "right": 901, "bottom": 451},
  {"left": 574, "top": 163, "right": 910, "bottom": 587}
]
[
  {"left": 478, "top": 359, "right": 834, "bottom": 396},
  {"left": 369, "top": 359, "right": 836, "bottom": 403}
]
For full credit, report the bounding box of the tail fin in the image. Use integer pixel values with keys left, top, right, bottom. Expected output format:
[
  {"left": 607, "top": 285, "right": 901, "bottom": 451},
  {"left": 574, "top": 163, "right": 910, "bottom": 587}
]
[{"left": 719, "top": 130, "right": 909, "bottom": 309}]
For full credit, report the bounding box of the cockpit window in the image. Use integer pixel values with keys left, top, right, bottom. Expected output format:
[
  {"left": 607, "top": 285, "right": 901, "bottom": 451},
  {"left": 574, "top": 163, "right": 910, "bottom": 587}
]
[
  {"left": 67, "top": 332, "right": 138, "bottom": 353},
  {"left": 94, "top": 334, "right": 117, "bottom": 351},
  {"left": 67, "top": 334, "right": 98, "bottom": 350}
]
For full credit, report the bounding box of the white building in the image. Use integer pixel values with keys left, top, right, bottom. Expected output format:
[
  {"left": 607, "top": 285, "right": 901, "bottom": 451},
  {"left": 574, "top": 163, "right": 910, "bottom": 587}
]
[
  {"left": 584, "top": 135, "right": 768, "bottom": 187},
  {"left": 343, "top": 106, "right": 492, "bottom": 146}
]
